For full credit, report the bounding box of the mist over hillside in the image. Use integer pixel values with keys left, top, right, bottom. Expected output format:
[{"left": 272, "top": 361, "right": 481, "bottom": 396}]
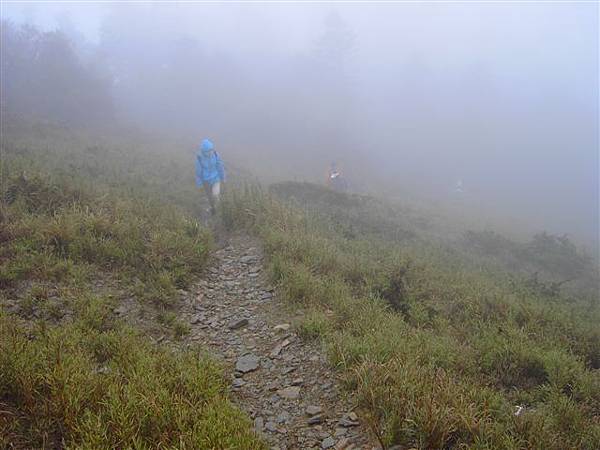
[
  {"left": 1, "top": 4, "right": 599, "bottom": 448},
  {"left": 1, "top": 3, "right": 598, "bottom": 247}
]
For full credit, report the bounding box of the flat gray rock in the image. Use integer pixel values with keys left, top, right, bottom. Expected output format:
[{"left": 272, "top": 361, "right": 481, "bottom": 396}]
[
  {"left": 276, "top": 411, "right": 290, "bottom": 423},
  {"left": 270, "top": 339, "right": 291, "bottom": 357},
  {"left": 228, "top": 317, "right": 249, "bottom": 329},
  {"left": 308, "top": 415, "right": 324, "bottom": 425},
  {"left": 190, "top": 314, "right": 205, "bottom": 324},
  {"left": 338, "top": 415, "right": 359, "bottom": 428},
  {"left": 277, "top": 386, "right": 301, "bottom": 400},
  {"left": 232, "top": 378, "right": 246, "bottom": 388},
  {"left": 306, "top": 405, "right": 323, "bottom": 416},
  {"left": 273, "top": 323, "right": 290, "bottom": 332},
  {"left": 321, "top": 436, "right": 335, "bottom": 449},
  {"left": 240, "top": 255, "right": 258, "bottom": 264},
  {"left": 254, "top": 416, "right": 264, "bottom": 432},
  {"left": 334, "top": 427, "right": 347, "bottom": 437},
  {"left": 236, "top": 354, "right": 260, "bottom": 373}
]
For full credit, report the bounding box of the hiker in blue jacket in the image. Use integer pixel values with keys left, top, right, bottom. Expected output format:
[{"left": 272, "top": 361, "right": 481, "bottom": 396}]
[{"left": 195, "top": 138, "right": 225, "bottom": 214}]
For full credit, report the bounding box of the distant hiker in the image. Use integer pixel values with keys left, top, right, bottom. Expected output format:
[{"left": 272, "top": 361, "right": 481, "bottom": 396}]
[
  {"left": 196, "top": 138, "right": 225, "bottom": 214},
  {"left": 454, "top": 179, "right": 464, "bottom": 195},
  {"left": 327, "top": 161, "right": 347, "bottom": 192}
]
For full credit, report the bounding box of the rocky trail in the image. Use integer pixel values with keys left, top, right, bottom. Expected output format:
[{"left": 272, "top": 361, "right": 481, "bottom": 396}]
[{"left": 180, "top": 233, "right": 379, "bottom": 450}]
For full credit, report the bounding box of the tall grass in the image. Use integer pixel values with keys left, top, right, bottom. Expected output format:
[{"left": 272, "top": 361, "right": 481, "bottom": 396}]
[
  {"left": 1, "top": 121, "right": 264, "bottom": 448},
  {"left": 221, "top": 183, "right": 600, "bottom": 449},
  {"left": 2, "top": 167, "right": 210, "bottom": 306},
  {"left": 0, "top": 307, "right": 264, "bottom": 449}
]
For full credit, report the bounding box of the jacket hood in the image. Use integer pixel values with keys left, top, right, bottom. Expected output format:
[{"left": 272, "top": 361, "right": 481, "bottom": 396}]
[{"left": 200, "top": 138, "right": 214, "bottom": 154}]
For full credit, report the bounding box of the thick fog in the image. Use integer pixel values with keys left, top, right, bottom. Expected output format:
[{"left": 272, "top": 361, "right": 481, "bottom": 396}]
[{"left": 2, "top": 3, "right": 598, "bottom": 249}]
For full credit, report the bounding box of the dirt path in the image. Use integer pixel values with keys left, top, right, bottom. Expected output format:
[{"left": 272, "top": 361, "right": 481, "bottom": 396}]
[{"left": 180, "top": 233, "right": 379, "bottom": 450}]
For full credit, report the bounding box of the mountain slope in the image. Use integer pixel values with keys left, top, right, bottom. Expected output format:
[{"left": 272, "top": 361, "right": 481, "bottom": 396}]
[
  {"left": 0, "top": 121, "right": 264, "bottom": 449},
  {"left": 221, "top": 182, "right": 600, "bottom": 449},
  {"left": 1, "top": 121, "right": 598, "bottom": 449}
]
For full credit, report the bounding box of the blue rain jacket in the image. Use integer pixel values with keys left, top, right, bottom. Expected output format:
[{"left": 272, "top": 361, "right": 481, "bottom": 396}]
[{"left": 195, "top": 139, "right": 225, "bottom": 186}]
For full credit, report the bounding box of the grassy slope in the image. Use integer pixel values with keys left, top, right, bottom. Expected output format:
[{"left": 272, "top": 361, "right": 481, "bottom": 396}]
[
  {"left": 2, "top": 120, "right": 598, "bottom": 449},
  {"left": 270, "top": 182, "right": 599, "bottom": 301},
  {"left": 0, "top": 121, "right": 264, "bottom": 449},
  {"left": 221, "top": 183, "right": 600, "bottom": 449}
]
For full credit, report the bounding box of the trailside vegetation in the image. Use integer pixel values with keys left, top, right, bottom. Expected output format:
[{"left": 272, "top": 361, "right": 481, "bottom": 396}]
[
  {"left": 220, "top": 183, "right": 600, "bottom": 449},
  {"left": 0, "top": 122, "right": 265, "bottom": 449}
]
